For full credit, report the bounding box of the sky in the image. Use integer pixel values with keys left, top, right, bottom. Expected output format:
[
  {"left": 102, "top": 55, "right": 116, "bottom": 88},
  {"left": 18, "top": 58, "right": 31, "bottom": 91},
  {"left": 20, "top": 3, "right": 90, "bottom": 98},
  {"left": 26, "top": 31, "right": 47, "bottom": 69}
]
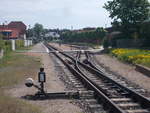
[{"left": 0, "top": 0, "right": 112, "bottom": 29}]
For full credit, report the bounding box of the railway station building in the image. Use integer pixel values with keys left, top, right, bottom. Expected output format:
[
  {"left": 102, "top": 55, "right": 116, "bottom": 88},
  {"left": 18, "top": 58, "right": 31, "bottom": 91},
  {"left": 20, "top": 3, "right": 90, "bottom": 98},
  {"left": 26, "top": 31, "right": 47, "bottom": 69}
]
[
  {"left": 0, "top": 21, "right": 32, "bottom": 51},
  {"left": 0, "top": 21, "right": 27, "bottom": 40}
]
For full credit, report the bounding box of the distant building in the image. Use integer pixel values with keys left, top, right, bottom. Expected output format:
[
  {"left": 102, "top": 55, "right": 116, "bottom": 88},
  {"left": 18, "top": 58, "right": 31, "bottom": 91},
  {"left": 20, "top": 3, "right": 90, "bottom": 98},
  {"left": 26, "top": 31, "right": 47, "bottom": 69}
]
[
  {"left": 8, "top": 21, "right": 26, "bottom": 38},
  {"left": 0, "top": 21, "right": 27, "bottom": 39},
  {"left": 45, "top": 32, "right": 60, "bottom": 38}
]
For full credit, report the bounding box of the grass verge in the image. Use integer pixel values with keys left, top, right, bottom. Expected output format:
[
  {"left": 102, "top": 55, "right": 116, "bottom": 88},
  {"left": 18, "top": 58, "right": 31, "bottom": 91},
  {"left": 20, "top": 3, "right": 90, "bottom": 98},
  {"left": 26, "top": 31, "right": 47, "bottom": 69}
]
[
  {"left": 110, "top": 48, "right": 150, "bottom": 68},
  {"left": 0, "top": 52, "right": 42, "bottom": 113},
  {"left": 0, "top": 91, "right": 41, "bottom": 113},
  {"left": 0, "top": 52, "right": 40, "bottom": 87}
]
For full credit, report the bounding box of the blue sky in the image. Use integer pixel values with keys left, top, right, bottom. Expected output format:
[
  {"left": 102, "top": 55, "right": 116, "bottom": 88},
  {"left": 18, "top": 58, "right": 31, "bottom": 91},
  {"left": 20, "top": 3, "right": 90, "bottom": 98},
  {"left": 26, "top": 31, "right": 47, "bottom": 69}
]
[{"left": 0, "top": 0, "right": 111, "bottom": 29}]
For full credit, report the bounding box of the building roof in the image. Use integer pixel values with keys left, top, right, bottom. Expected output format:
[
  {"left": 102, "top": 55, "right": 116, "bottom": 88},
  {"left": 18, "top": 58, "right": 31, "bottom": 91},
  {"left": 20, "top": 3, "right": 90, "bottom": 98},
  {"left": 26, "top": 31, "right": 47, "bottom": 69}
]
[
  {"left": 0, "top": 21, "right": 26, "bottom": 39},
  {"left": 0, "top": 25, "right": 7, "bottom": 28},
  {"left": 0, "top": 28, "right": 19, "bottom": 39},
  {"left": 8, "top": 21, "right": 26, "bottom": 34},
  {"left": 8, "top": 21, "right": 26, "bottom": 27},
  {"left": 0, "top": 29, "right": 12, "bottom": 32}
]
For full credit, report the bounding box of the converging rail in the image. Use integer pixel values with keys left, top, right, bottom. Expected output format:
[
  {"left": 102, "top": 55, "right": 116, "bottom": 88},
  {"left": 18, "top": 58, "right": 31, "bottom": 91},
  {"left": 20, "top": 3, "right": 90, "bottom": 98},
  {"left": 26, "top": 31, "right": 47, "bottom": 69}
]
[
  {"left": 84, "top": 52, "right": 150, "bottom": 113},
  {"left": 44, "top": 42, "right": 150, "bottom": 113}
]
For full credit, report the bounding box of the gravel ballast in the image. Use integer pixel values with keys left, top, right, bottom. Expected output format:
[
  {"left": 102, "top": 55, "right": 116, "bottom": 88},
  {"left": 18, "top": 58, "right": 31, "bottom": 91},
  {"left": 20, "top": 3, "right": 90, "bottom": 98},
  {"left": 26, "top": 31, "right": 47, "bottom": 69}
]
[
  {"left": 95, "top": 54, "right": 150, "bottom": 92},
  {"left": 7, "top": 43, "right": 84, "bottom": 113}
]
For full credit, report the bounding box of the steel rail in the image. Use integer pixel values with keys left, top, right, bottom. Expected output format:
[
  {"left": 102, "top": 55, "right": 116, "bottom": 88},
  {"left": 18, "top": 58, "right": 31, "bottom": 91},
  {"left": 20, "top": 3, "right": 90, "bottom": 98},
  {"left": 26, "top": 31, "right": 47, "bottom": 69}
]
[
  {"left": 44, "top": 43, "right": 126, "bottom": 113},
  {"left": 75, "top": 52, "right": 125, "bottom": 113},
  {"left": 45, "top": 43, "right": 150, "bottom": 112},
  {"left": 84, "top": 51, "right": 150, "bottom": 109}
]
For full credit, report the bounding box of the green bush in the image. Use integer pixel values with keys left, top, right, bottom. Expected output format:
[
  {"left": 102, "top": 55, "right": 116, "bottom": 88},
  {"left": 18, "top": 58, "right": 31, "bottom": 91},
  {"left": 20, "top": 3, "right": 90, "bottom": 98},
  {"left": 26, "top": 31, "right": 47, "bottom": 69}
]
[
  {"left": 3, "top": 40, "right": 12, "bottom": 53},
  {"left": 16, "top": 40, "right": 24, "bottom": 49},
  {"left": 0, "top": 39, "right": 25, "bottom": 55},
  {"left": 0, "top": 40, "right": 5, "bottom": 50},
  {"left": 103, "top": 38, "right": 110, "bottom": 49}
]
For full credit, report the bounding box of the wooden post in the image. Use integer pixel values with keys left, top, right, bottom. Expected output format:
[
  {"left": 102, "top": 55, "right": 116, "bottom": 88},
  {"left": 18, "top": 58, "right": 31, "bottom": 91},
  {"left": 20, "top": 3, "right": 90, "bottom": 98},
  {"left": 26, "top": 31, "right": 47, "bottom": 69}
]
[
  {"left": 0, "top": 49, "right": 4, "bottom": 59},
  {"left": 11, "top": 40, "right": 16, "bottom": 51}
]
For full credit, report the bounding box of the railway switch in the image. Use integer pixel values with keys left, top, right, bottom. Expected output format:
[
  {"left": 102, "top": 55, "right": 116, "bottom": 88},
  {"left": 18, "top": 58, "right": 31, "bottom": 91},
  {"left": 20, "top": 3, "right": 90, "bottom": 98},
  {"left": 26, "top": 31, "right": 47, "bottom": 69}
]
[
  {"left": 38, "top": 68, "right": 46, "bottom": 82},
  {"left": 56, "top": 51, "right": 59, "bottom": 53},
  {"left": 38, "top": 68, "right": 46, "bottom": 93},
  {"left": 24, "top": 67, "right": 79, "bottom": 100},
  {"left": 25, "top": 68, "right": 46, "bottom": 94},
  {"left": 25, "top": 78, "right": 34, "bottom": 87}
]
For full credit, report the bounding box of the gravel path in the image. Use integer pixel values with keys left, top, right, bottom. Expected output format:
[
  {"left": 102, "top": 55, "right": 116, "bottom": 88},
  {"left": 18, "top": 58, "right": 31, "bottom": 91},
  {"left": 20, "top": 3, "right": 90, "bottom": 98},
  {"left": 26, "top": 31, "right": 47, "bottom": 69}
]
[
  {"left": 50, "top": 43, "right": 72, "bottom": 51},
  {"left": 95, "top": 54, "right": 150, "bottom": 92},
  {"left": 7, "top": 43, "right": 83, "bottom": 113}
]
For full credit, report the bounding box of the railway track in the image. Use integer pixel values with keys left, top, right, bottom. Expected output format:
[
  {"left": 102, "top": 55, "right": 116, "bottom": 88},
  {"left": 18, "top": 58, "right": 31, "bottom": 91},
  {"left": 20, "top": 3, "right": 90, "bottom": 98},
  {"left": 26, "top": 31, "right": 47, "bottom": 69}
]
[
  {"left": 45, "top": 43, "right": 105, "bottom": 113},
  {"left": 85, "top": 52, "right": 150, "bottom": 98},
  {"left": 44, "top": 42, "right": 150, "bottom": 113}
]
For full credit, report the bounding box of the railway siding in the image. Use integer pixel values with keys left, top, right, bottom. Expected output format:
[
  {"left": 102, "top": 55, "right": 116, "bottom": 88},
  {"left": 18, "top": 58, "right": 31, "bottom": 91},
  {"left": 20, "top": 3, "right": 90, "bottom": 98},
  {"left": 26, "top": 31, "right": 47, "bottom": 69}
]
[
  {"left": 45, "top": 43, "right": 150, "bottom": 113},
  {"left": 95, "top": 54, "right": 150, "bottom": 92}
]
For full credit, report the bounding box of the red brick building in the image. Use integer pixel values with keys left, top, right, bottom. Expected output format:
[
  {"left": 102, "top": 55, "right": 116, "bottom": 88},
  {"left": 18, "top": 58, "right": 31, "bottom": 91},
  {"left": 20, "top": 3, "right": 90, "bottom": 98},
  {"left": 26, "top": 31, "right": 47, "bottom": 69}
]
[{"left": 0, "top": 21, "right": 26, "bottom": 39}]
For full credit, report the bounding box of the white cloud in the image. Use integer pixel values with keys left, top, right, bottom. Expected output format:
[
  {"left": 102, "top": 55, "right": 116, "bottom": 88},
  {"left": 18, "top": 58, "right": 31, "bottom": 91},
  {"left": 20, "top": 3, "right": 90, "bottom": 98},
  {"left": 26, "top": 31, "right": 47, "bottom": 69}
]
[{"left": 0, "top": 0, "right": 111, "bottom": 29}]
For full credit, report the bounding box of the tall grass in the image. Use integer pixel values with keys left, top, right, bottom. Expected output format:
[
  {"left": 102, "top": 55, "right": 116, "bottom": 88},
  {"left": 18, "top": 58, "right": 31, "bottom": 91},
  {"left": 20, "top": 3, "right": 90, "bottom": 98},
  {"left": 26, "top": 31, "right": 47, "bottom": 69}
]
[
  {"left": 0, "top": 52, "right": 40, "bottom": 87},
  {"left": 16, "top": 40, "right": 24, "bottom": 49},
  {"left": 0, "top": 52, "right": 42, "bottom": 113},
  {"left": 0, "top": 91, "right": 41, "bottom": 113}
]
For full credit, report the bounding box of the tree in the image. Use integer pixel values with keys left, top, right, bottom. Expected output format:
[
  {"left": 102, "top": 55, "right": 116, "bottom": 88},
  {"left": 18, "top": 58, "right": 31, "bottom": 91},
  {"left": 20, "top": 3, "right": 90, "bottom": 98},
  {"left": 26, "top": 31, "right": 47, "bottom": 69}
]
[
  {"left": 96, "top": 27, "right": 107, "bottom": 38},
  {"left": 33, "top": 23, "right": 44, "bottom": 41},
  {"left": 26, "top": 28, "right": 34, "bottom": 38},
  {"left": 61, "top": 27, "right": 106, "bottom": 44},
  {"left": 0, "top": 34, "right": 4, "bottom": 50},
  {"left": 104, "top": 0, "right": 150, "bottom": 38}
]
